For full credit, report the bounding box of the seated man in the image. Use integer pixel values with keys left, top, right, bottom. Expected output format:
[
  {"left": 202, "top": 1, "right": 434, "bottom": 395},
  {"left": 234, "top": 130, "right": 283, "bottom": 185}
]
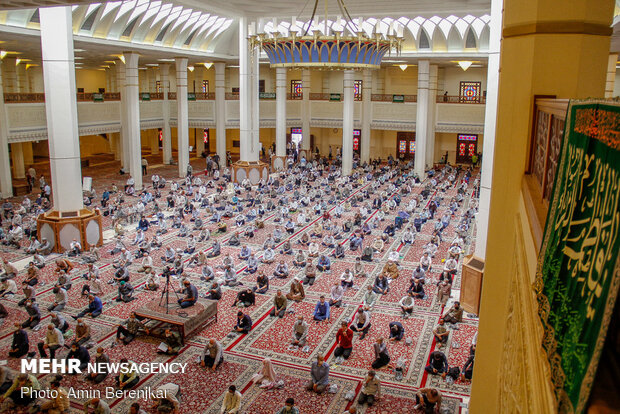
[
  {"left": 0, "top": 373, "right": 40, "bottom": 411},
  {"left": 239, "top": 245, "right": 251, "bottom": 261},
  {"left": 116, "top": 359, "right": 140, "bottom": 390},
  {"left": 280, "top": 240, "right": 293, "bottom": 255},
  {"left": 286, "top": 278, "right": 305, "bottom": 302},
  {"left": 157, "top": 329, "right": 182, "bottom": 355},
  {"left": 253, "top": 272, "right": 269, "bottom": 294},
  {"left": 207, "top": 241, "right": 221, "bottom": 258},
  {"left": 425, "top": 351, "right": 449, "bottom": 378},
  {"left": 350, "top": 308, "right": 371, "bottom": 340},
  {"left": 234, "top": 311, "right": 253, "bottom": 334},
  {"left": 383, "top": 260, "right": 399, "bottom": 279},
  {"left": 262, "top": 248, "right": 276, "bottom": 264},
  {"left": 308, "top": 242, "right": 319, "bottom": 257},
  {"left": 293, "top": 250, "right": 307, "bottom": 267},
  {"left": 291, "top": 315, "right": 308, "bottom": 348},
  {"left": 357, "top": 370, "right": 381, "bottom": 408},
  {"left": 317, "top": 255, "right": 331, "bottom": 272},
  {"left": 353, "top": 258, "right": 367, "bottom": 278},
  {"left": 37, "top": 324, "right": 64, "bottom": 358},
  {"left": 332, "top": 243, "right": 345, "bottom": 259},
  {"left": 205, "top": 281, "right": 222, "bottom": 300},
  {"left": 362, "top": 286, "right": 378, "bottom": 311},
  {"left": 232, "top": 288, "right": 255, "bottom": 308},
  {"left": 433, "top": 319, "right": 449, "bottom": 347},
  {"left": 116, "top": 312, "right": 148, "bottom": 345},
  {"left": 329, "top": 282, "right": 344, "bottom": 308},
  {"left": 361, "top": 245, "right": 374, "bottom": 262},
  {"left": 400, "top": 291, "right": 415, "bottom": 317},
  {"left": 178, "top": 280, "right": 198, "bottom": 308},
  {"left": 373, "top": 273, "right": 389, "bottom": 295},
  {"left": 312, "top": 296, "right": 330, "bottom": 322},
  {"left": 334, "top": 321, "right": 354, "bottom": 360},
  {"left": 116, "top": 280, "right": 135, "bottom": 302},
  {"left": 71, "top": 318, "right": 92, "bottom": 347},
  {"left": 9, "top": 323, "right": 29, "bottom": 358},
  {"left": 66, "top": 343, "right": 90, "bottom": 371},
  {"left": 201, "top": 339, "right": 223, "bottom": 371},
  {"left": 302, "top": 260, "right": 317, "bottom": 286},
  {"left": 228, "top": 232, "right": 241, "bottom": 246},
  {"left": 270, "top": 290, "right": 287, "bottom": 318},
  {"left": 306, "top": 354, "right": 329, "bottom": 394},
  {"left": 443, "top": 301, "right": 464, "bottom": 324},
  {"left": 389, "top": 321, "right": 405, "bottom": 342},
  {"left": 415, "top": 388, "right": 443, "bottom": 413},
  {"left": 273, "top": 261, "right": 290, "bottom": 279},
  {"left": 408, "top": 279, "right": 425, "bottom": 299}
]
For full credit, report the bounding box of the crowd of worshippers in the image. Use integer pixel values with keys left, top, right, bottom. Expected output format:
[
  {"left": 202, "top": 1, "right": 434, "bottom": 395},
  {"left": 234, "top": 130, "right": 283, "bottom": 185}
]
[{"left": 0, "top": 153, "right": 479, "bottom": 413}]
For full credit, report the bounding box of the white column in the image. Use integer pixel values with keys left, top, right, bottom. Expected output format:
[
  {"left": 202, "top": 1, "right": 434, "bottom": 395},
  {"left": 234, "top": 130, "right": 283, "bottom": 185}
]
[
  {"left": 161, "top": 64, "right": 172, "bottom": 164},
  {"left": 301, "top": 69, "right": 311, "bottom": 153},
  {"left": 360, "top": 69, "right": 372, "bottom": 163},
  {"left": 475, "top": 0, "right": 503, "bottom": 260},
  {"left": 150, "top": 130, "right": 160, "bottom": 155},
  {"left": 414, "top": 60, "right": 430, "bottom": 179},
  {"left": 105, "top": 68, "right": 112, "bottom": 93},
  {"left": 40, "top": 6, "right": 83, "bottom": 212},
  {"left": 0, "top": 61, "right": 13, "bottom": 198},
  {"left": 275, "top": 67, "right": 287, "bottom": 157},
  {"left": 124, "top": 51, "right": 143, "bottom": 190},
  {"left": 215, "top": 62, "right": 226, "bottom": 165},
  {"left": 342, "top": 70, "right": 354, "bottom": 176},
  {"left": 11, "top": 143, "right": 25, "bottom": 179},
  {"left": 426, "top": 65, "right": 438, "bottom": 167},
  {"left": 22, "top": 142, "right": 34, "bottom": 165},
  {"left": 110, "top": 65, "right": 117, "bottom": 93},
  {"left": 322, "top": 74, "right": 330, "bottom": 93},
  {"left": 215, "top": 62, "right": 226, "bottom": 166},
  {"left": 17, "top": 64, "right": 28, "bottom": 93},
  {"left": 251, "top": 43, "right": 260, "bottom": 159},
  {"left": 239, "top": 18, "right": 259, "bottom": 162},
  {"left": 195, "top": 128, "right": 205, "bottom": 155},
  {"left": 2, "top": 57, "right": 18, "bottom": 93},
  {"left": 605, "top": 53, "right": 617, "bottom": 98},
  {"left": 117, "top": 62, "right": 130, "bottom": 170},
  {"left": 176, "top": 57, "right": 189, "bottom": 177}
]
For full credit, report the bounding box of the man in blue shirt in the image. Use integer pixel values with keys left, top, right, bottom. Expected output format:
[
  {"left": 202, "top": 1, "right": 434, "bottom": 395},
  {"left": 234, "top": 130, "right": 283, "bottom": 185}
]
[
  {"left": 74, "top": 294, "right": 102, "bottom": 319},
  {"left": 178, "top": 280, "right": 198, "bottom": 308},
  {"left": 306, "top": 354, "right": 330, "bottom": 394},
  {"left": 312, "top": 296, "right": 330, "bottom": 322}
]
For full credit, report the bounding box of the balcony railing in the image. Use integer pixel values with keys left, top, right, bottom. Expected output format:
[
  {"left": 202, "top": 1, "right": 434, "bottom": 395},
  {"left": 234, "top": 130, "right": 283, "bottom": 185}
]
[
  {"left": 3, "top": 92, "right": 121, "bottom": 103},
  {"left": 371, "top": 94, "right": 417, "bottom": 102},
  {"left": 437, "top": 95, "right": 486, "bottom": 104}
]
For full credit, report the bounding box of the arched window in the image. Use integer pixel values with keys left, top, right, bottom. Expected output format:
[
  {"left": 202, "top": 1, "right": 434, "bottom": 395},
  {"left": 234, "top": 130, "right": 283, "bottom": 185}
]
[
  {"left": 465, "top": 28, "right": 477, "bottom": 49},
  {"left": 419, "top": 30, "right": 430, "bottom": 49}
]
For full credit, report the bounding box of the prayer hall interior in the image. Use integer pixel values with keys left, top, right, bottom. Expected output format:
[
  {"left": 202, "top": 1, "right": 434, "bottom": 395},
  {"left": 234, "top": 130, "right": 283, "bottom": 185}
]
[{"left": 0, "top": 0, "right": 619, "bottom": 413}]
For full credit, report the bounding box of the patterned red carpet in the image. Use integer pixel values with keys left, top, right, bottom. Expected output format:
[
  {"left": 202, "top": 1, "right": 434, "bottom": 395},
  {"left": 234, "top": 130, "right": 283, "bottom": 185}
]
[{"left": 0, "top": 156, "right": 478, "bottom": 413}]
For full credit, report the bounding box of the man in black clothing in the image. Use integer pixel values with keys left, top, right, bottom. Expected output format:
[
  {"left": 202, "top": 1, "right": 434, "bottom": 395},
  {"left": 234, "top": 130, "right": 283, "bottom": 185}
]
[
  {"left": 9, "top": 323, "right": 29, "bottom": 358},
  {"left": 66, "top": 343, "right": 90, "bottom": 371},
  {"left": 234, "top": 311, "right": 252, "bottom": 334},
  {"left": 22, "top": 299, "right": 40, "bottom": 329},
  {"left": 425, "top": 351, "right": 449, "bottom": 378}
]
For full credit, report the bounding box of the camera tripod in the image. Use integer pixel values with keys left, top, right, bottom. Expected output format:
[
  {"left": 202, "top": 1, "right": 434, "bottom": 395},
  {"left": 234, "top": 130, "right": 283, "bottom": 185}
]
[{"left": 159, "top": 268, "right": 182, "bottom": 314}]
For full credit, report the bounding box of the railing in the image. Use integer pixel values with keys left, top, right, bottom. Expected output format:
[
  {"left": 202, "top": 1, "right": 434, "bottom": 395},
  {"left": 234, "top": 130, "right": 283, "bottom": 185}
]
[
  {"left": 225, "top": 92, "right": 239, "bottom": 100},
  {"left": 194, "top": 92, "right": 215, "bottom": 100},
  {"left": 3, "top": 93, "right": 45, "bottom": 103},
  {"left": 371, "top": 94, "right": 417, "bottom": 102},
  {"left": 167, "top": 92, "right": 176, "bottom": 100},
  {"left": 437, "top": 95, "right": 486, "bottom": 104}
]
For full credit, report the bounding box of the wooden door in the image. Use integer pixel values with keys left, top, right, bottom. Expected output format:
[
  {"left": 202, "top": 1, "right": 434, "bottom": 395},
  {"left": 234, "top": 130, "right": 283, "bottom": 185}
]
[
  {"left": 456, "top": 134, "right": 478, "bottom": 164},
  {"left": 396, "top": 131, "right": 415, "bottom": 160}
]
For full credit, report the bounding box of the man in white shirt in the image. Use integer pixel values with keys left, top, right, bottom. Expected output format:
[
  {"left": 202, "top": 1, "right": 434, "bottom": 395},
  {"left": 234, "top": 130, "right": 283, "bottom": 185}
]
[
  {"left": 37, "top": 324, "right": 64, "bottom": 358},
  {"left": 329, "top": 282, "right": 344, "bottom": 307},
  {"left": 221, "top": 385, "right": 242, "bottom": 414}
]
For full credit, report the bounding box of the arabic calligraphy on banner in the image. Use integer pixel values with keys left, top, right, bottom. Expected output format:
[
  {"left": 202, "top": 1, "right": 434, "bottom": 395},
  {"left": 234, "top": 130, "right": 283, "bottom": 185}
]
[{"left": 534, "top": 100, "right": 620, "bottom": 413}]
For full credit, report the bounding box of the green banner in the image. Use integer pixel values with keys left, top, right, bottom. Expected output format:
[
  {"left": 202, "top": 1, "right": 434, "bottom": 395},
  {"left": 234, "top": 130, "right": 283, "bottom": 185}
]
[
  {"left": 535, "top": 100, "right": 620, "bottom": 413},
  {"left": 259, "top": 92, "right": 276, "bottom": 99},
  {"left": 392, "top": 94, "right": 404, "bottom": 103},
  {"left": 329, "top": 93, "right": 341, "bottom": 101},
  {"left": 92, "top": 93, "right": 104, "bottom": 102},
  {"left": 187, "top": 92, "right": 196, "bottom": 101},
  {"left": 140, "top": 92, "right": 151, "bottom": 101}
]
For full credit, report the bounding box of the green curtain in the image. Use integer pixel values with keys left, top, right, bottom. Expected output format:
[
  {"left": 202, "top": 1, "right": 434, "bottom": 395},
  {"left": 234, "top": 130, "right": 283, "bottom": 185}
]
[{"left": 535, "top": 100, "right": 620, "bottom": 413}]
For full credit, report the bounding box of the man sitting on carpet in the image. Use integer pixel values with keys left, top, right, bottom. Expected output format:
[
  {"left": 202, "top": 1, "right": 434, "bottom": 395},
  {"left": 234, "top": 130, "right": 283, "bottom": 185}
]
[
  {"left": 201, "top": 339, "right": 223, "bottom": 371},
  {"left": 306, "top": 354, "right": 330, "bottom": 394},
  {"left": 234, "top": 311, "right": 253, "bottom": 334},
  {"left": 115, "top": 312, "right": 149, "bottom": 346},
  {"left": 178, "top": 280, "right": 198, "bottom": 308},
  {"left": 157, "top": 329, "right": 182, "bottom": 355}
]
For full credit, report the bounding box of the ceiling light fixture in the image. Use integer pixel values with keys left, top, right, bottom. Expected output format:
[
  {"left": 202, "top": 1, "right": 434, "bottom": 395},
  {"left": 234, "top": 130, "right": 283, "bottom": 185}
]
[
  {"left": 203, "top": 62, "right": 213, "bottom": 69},
  {"left": 15, "top": 58, "right": 21, "bottom": 65},
  {"left": 399, "top": 64, "right": 408, "bottom": 71},
  {"left": 157, "top": 58, "right": 175, "bottom": 62},
  {"left": 457, "top": 61, "right": 472, "bottom": 71},
  {"left": 118, "top": 55, "right": 125, "bottom": 64},
  {"left": 0, "top": 51, "right": 7, "bottom": 59},
  {"left": 188, "top": 65, "right": 194, "bottom": 72},
  {"left": 249, "top": 0, "right": 402, "bottom": 70}
]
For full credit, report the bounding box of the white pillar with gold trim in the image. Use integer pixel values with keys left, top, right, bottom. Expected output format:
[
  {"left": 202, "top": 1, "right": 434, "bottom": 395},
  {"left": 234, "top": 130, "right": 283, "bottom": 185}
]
[{"left": 342, "top": 70, "right": 354, "bottom": 176}]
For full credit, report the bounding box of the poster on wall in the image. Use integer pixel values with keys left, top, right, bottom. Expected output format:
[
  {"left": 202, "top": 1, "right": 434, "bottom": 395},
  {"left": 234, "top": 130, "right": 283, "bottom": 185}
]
[{"left": 534, "top": 100, "right": 620, "bottom": 413}]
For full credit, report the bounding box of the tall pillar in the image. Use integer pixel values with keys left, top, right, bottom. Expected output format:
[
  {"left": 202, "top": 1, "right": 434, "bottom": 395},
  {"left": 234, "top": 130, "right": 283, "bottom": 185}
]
[
  {"left": 215, "top": 62, "right": 226, "bottom": 165},
  {"left": 425, "top": 65, "right": 438, "bottom": 167},
  {"left": 2, "top": 57, "right": 18, "bottom": 93},
  {"left": 40, "top": 6, "right": 83, "bottom": 211},
  {"left": 175, "top": 57, "right": 189, "bottom": 177},
  {"left": 117, "top": 62, "right": 130, "bottom": 170},
  {"left": 322, "top": 74, "right": 329, "bottom": 93},
  {"left": 149, "top": 67, "right": 157, "bottom": 93},
  {"left": 474, "top": 0, "right": 502, "bottom": 261},
  {"left": 0, "top": 60, "right": 13, "bottom": 198},
  {"left": 109, "top": 132, "right": 120, "bottom": 160},
  {"left": 605, "top": 53, "right": 617, "bottom": 97},
  {"left": 341, "top": 70, "right": 354, "bottom": 176},
  {"left": 22, "top": 141, "right": 34, "bottom": 165},
  {"left": 239, "top": 18, "right": 259, "bottom": 163},
  {"left": 27, "top": 67, "right": 36, "bottom": 93},
  {"left": 17, "top": 63, "right": 28, "bottom": 93},
  {"left": 105, "top": 68, "right": 112, "bottom": 93},
  {"left": 301, "top": 69, "right": 311, "bottom": 154},
  {"left": 414, "top": 60, "right": 430, "bottom": 178},
  {"left": 160, "top": 64, "right": 172, "bottom": 165},
  {"left": 150, "top": 130, "right": 160, "bottom": 155},
  {"left": 110, "top": 65, "right": 117, "bottom": 93},
  {"left": 360, "top": 69, "right": 372, "bottom": 163},
  {"left": 10, "top": 143, "right": 25, "bottom": 179},
  {"left": 469, "top": 0, "right": 614, "bottom": 412},
  {"left": 123, "top": 51, "right": 143, "bottom": 190},
  {"left": 195, "top": 129, "right": 205, "bottom": 156},
  {"left": 275, "top": 67, "right": 287, "bottom": 157}
]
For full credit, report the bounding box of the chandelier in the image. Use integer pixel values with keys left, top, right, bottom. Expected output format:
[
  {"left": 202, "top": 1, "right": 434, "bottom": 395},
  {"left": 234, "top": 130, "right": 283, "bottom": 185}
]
[{"left": 248, "top": 0, "right": 403, "bottom": 70}]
